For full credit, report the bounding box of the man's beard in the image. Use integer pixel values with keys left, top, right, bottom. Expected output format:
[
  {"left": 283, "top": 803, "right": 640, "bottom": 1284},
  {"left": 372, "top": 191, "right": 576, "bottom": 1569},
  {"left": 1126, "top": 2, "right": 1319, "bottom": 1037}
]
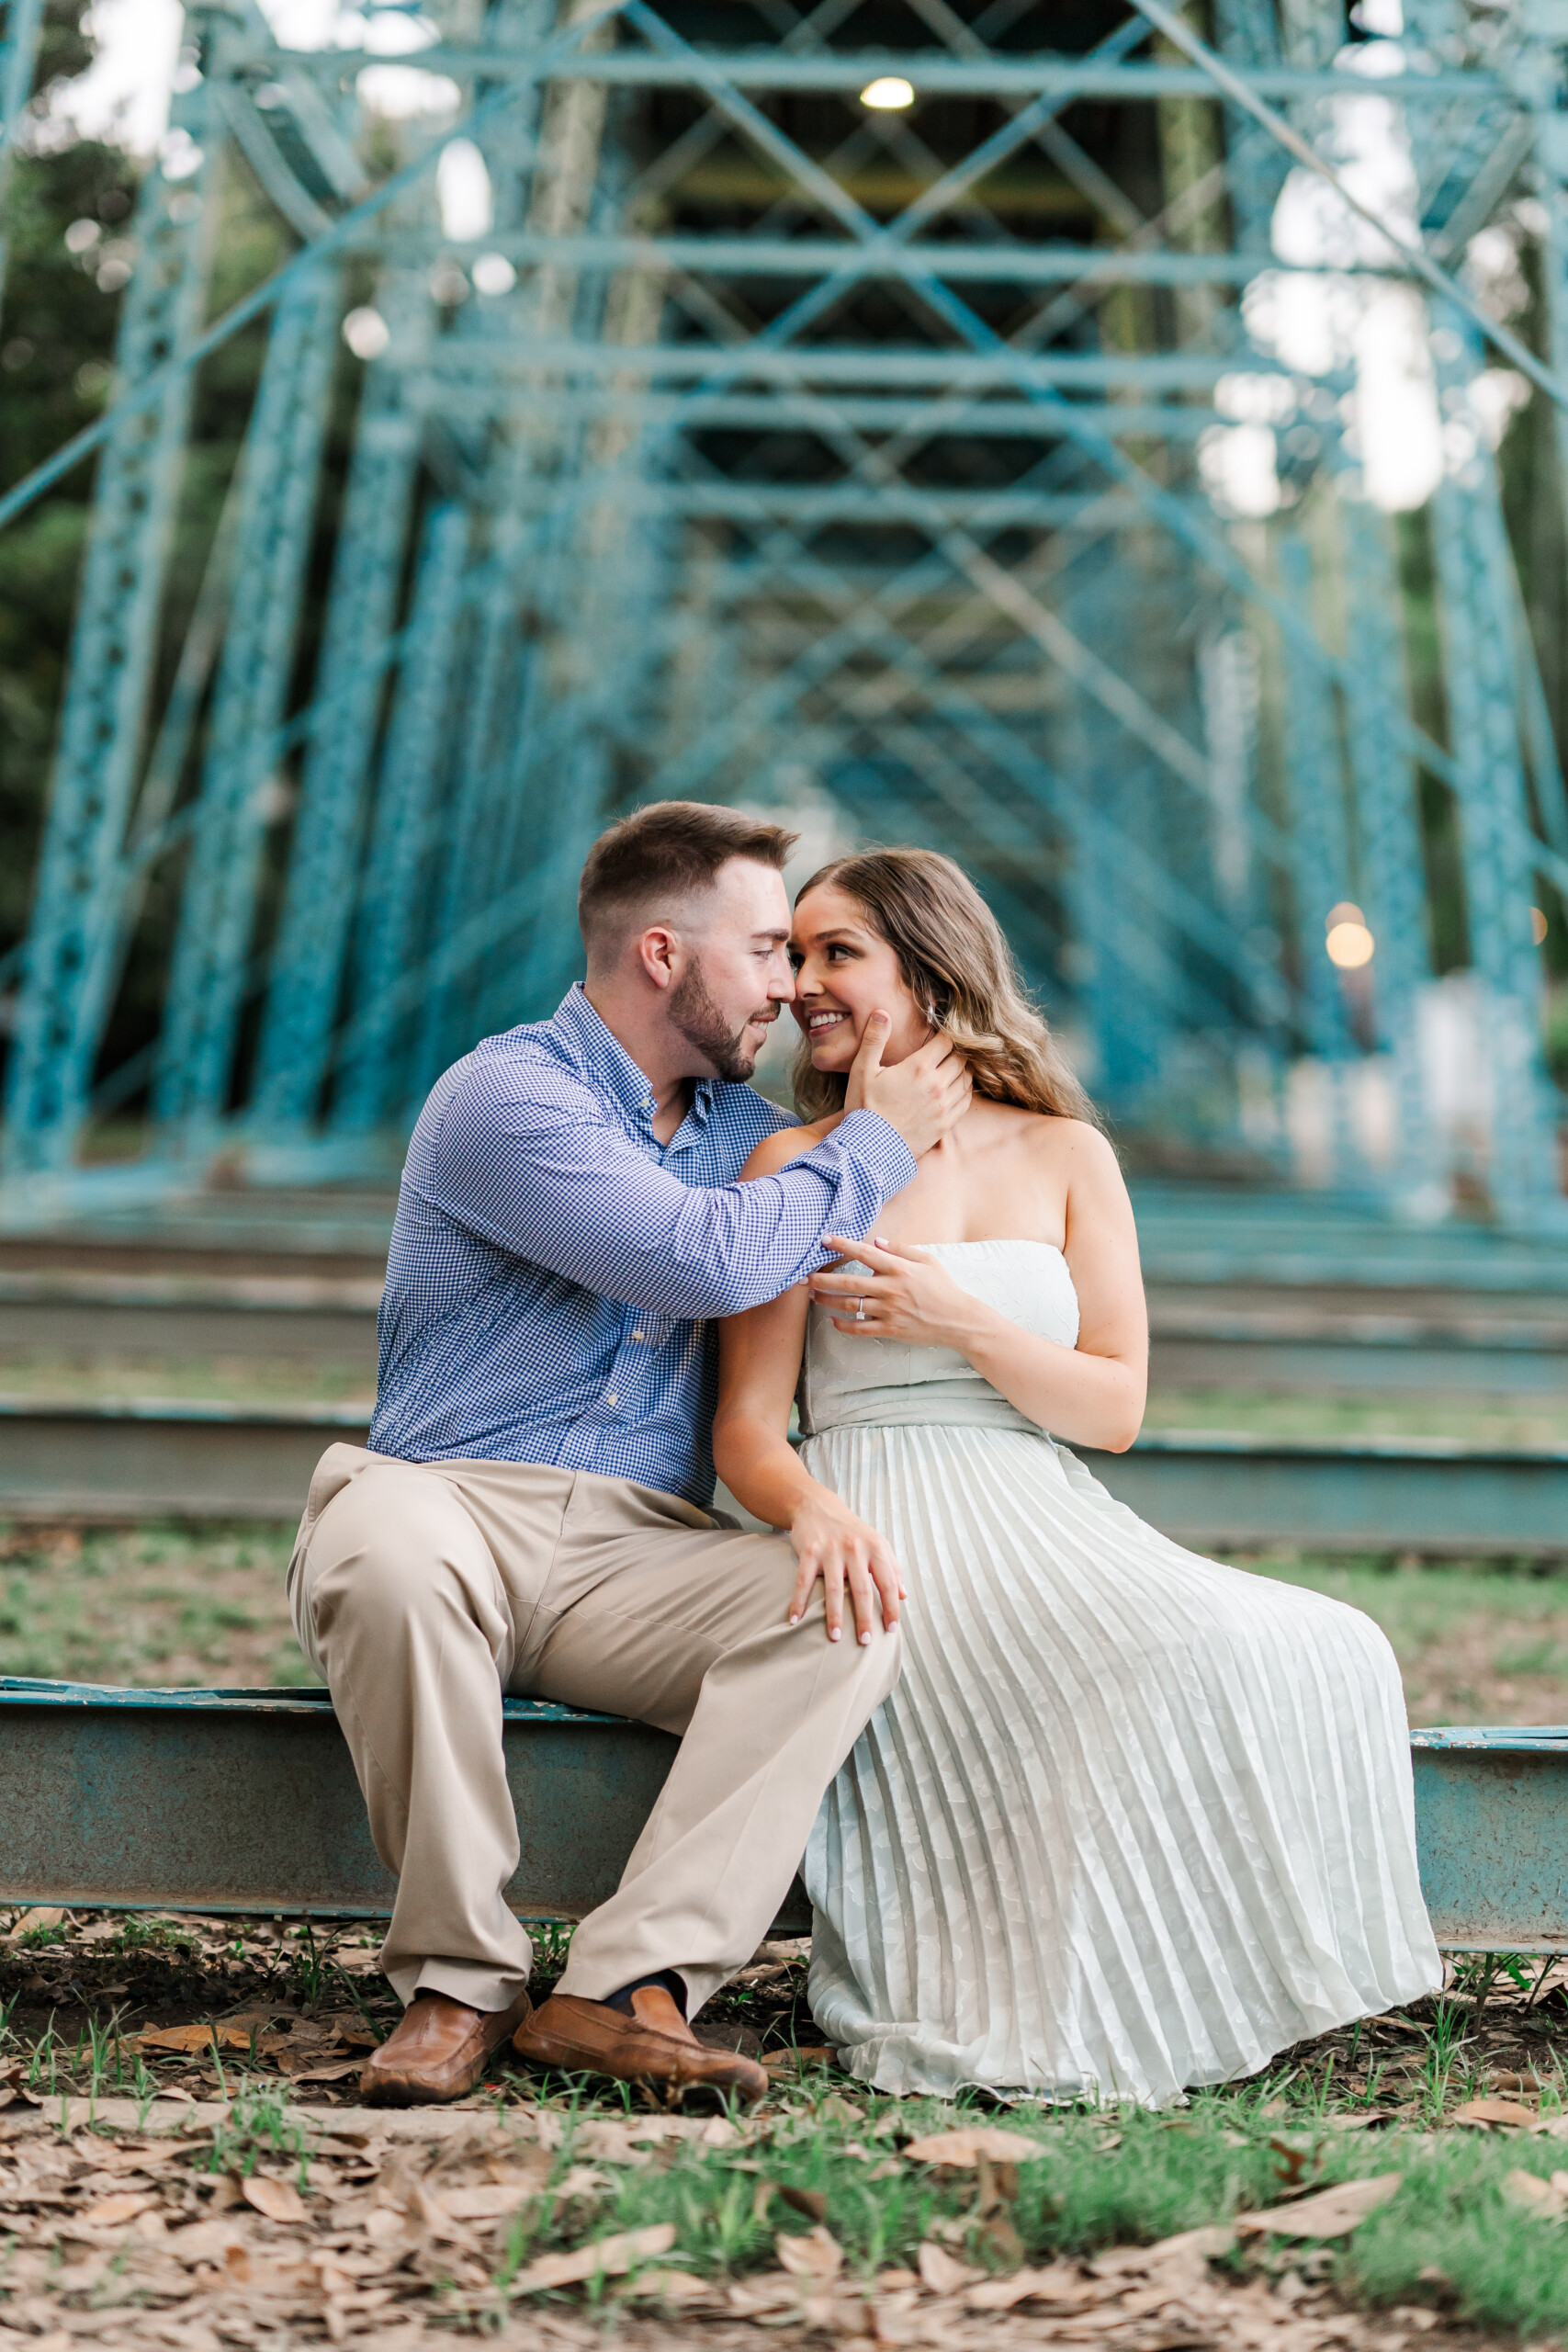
[{"left": 668, "top": 956, "right": 773, "bottom": 1081}]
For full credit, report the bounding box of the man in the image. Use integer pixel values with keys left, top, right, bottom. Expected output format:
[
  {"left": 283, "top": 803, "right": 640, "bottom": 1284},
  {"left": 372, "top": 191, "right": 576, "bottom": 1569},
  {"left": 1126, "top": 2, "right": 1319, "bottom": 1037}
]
[{"left": 288, "top": 800, "right": 969, "bottom": 2107}]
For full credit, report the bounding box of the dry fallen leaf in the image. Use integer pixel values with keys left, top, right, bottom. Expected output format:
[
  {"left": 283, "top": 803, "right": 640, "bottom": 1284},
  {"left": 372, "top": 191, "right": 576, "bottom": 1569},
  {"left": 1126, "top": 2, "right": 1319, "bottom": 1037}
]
[
  {"left": 1452, "top": 2098, "right": 1540, "bottom": 2132},
  {"left": 74, "top": 2191, "right": 156, "bottom": 2230},
  {"left": 1144, "top": 2222, "right": 1237, "bottom": 2265},
  {"left": 626, "top": 2267, "right": 716, "bottom": 2306},
  {"left": 553, "top": 2165, "right": 613, "bottom": 2201},
  {"left": 761, "top": 2045, "right": 838, "bottom": 2069},
  {"left": 3, "top": 1907, "right": 64, "bottom": 1946},
  {"left": 573, "top": 2120, "right": 654, "bottom": 2165},
  {"left": 777, "top": 2185, "right": 829, "bottom": 2223},
  {"left": 1078, "top": 2222, "right": 1237, "bottom": 2310},
  {"left": 777, "top": 2224, "right": 843, "bottom": 2279},
  {"left": 729, "top": 2276, "right": 809, "bottom": 2317},
  {"left": 438, "top": 2182, "right": 543, "bottom": 2222},
  {"left": 904, "top": 2127, "right": 1049, "bottom": 2166},
  {"left": 241, "top": 2174, "right": 310, "bottom": 2225},
  {"left": 131, "top": 2024, "right": 254, "bottom": 2055},
  {"left": 509, "top": 2221, "right": 676, "bottom": 2293},
  {"left": 167, "top": 2219, "right": 251, "bottom": 2267},
  {"left": 917, "top": 2240, "right": 983, "bottom": 2295},
  {"left": 1502, "top": 2168, "right": 1568, "bottom": 2221},
  {"left": 965, "top": 2259, "right": 1090, "bottom": 2312},
  {"left": 1236, "top": 2173, "right": 1402, "bottom": 2240}
]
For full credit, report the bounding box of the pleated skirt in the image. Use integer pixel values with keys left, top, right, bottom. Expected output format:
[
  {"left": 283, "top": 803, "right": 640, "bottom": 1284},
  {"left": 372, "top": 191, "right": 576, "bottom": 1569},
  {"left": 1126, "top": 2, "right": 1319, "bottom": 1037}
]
[{"left": 799, "top": 1423, "right": 1442, "bottom": 2105}]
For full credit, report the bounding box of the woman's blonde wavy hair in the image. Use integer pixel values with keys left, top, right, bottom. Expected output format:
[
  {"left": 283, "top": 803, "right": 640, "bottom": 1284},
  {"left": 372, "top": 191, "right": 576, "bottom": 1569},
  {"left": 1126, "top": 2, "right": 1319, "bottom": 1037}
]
[{"left": 792, "top": 847, "right": 1098, "bottom": 1127}]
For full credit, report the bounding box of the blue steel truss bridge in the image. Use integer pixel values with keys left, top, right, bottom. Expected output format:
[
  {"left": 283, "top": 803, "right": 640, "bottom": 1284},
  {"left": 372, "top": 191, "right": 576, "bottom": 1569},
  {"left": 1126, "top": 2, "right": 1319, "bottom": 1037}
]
[{"left": 6, "top": 0, "right": 1568, "bottom": 1236}]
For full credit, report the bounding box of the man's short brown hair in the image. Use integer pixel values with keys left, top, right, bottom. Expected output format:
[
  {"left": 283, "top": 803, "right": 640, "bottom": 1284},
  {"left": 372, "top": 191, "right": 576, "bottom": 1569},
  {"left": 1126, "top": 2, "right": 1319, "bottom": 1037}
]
[{"left": 578, "top": 801, "right": 797, "bottom": 960}]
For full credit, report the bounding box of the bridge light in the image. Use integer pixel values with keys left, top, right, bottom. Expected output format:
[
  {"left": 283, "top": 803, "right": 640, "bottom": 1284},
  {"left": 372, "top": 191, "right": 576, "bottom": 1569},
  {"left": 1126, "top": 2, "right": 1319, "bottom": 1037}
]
[
  {"left": 343, "top": 307, "right": 389, "bottom": 360},
  {"left": 1326, "top": 920, "right": 1374, "bottom": 969},
  {"left": 860, "top": 75, "right": 915, "bottom": 108}
]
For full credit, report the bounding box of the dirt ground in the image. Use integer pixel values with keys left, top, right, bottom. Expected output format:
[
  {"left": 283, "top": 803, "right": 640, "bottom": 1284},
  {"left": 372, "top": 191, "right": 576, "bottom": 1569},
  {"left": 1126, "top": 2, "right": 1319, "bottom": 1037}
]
[{"left": 6, "top": 1917, "right": 1568, "bottom": 2347}]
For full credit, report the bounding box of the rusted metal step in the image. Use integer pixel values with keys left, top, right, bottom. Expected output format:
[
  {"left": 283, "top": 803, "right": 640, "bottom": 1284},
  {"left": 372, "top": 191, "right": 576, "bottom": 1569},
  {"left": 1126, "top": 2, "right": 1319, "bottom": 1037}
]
[
  {"left": 0, "top": 1679, "right": 1554, "bottom": 1954},
  {"left": 0, "top": 1678, "right": 811, "bottom": 1933}
]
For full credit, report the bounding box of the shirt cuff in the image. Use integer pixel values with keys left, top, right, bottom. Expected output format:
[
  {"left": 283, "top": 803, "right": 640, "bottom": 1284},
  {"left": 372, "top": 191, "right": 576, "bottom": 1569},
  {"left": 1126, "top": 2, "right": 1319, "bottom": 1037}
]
[{"left": 799, "top": 1107, "right": 918, "bottom": 1197}]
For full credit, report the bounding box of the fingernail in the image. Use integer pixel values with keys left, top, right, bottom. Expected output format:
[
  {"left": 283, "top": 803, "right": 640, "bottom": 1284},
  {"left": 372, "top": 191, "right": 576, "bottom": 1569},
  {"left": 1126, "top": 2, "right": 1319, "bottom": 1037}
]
[
  {"left": 829, "top": 1628, "right": 841, "bottom": 1641},
  {"left": 788, "top": 1612, "right": 800, "bottom": 1625},
  {"left": 860, "top": 1631, "right": 871, "bottom": 1645},
  {"left": 872, "top": 1010, "right": 888, "bottom": 1023}
]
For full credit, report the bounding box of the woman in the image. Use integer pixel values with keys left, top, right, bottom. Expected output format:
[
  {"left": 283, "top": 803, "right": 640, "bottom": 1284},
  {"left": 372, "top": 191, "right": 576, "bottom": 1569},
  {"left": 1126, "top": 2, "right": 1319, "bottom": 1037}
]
[{"left": 713, "top": 848, "right": 1440, "bottom": 2105}]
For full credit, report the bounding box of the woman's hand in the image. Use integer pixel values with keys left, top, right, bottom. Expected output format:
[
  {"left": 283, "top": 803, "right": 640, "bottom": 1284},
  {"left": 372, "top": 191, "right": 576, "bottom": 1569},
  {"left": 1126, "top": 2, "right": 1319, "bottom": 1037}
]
[
  {"left": 808, "top": 1234, "right": 980, "bottom": 1351},
  {"left": 788, "top": 1487, "right": 905, "bottom": 1645}
]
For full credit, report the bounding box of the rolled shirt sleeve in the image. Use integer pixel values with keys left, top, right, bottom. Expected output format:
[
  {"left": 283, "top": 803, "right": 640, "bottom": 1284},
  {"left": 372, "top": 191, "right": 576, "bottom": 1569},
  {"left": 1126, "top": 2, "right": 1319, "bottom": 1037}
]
[{"left": 428, "top": 1077, "right": 915, "bottom": 1320}]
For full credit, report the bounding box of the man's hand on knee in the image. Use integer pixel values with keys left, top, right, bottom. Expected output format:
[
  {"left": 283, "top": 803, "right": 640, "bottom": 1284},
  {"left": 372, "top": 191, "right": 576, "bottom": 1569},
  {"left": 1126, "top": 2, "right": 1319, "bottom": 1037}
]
[{"left": 786, "top": 1493, "right": 904, "bottom": 1645}]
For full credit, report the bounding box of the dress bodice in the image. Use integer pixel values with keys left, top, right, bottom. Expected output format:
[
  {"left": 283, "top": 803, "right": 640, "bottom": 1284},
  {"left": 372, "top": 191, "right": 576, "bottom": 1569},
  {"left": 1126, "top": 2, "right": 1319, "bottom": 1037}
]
[{"left": 796, "top": 1238, "right": 1081, "bottom": 1438}]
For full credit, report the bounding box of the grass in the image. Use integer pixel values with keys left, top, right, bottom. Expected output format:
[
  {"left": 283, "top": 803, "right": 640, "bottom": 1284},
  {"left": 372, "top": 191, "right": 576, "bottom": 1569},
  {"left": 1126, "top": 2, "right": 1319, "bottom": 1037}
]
[
  {"left": 11, "top": 1935, "right": 1568, "bottom": 2341},
  {"left": 1224, "top": 1552, "right": 1568, "bottom": 1724},
  {"left": 11, "top": 1517, "right": 1568, "bottom": 1722},
  {"left": 0, "top": 1521, "right": 314, "bottom": 1687},
  {"left": 1144, "top": 1385, "right": 1568, "bottom": 1449}
]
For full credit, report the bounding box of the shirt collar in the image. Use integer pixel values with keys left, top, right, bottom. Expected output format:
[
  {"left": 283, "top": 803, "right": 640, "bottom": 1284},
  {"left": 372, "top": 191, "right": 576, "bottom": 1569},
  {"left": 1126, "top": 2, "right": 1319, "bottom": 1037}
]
[{"left": 552, "top": 986, "right": 718, "bottom": 1133}]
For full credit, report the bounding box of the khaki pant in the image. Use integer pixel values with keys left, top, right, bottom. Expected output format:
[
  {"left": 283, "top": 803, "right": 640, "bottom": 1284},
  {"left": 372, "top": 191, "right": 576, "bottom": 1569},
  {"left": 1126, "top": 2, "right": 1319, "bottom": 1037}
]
[{"left": 288, "top": 1445, "right": 900, "bottom": 2016}]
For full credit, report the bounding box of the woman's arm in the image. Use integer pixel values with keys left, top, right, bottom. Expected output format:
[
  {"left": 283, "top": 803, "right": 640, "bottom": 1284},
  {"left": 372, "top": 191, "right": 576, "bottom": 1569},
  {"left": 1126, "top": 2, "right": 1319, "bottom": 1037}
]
[
  {"left": 809, "top": 1122, "right": 1148, "bottom": 1452},
  {"left": 714, "top": 1129, "right": 906, "bottom": 1645}
]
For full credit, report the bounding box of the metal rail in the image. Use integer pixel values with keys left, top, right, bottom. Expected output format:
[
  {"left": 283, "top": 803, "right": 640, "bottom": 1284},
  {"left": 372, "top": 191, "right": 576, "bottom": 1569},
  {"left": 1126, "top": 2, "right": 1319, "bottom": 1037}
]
[
  {"left": 0, "top": 1678, "right": 808, "bottom": 1932},
  {"left": 1412, "top": 1730, "right": 1568, "bottom": 1953},
  {"left": 0, "top": 1678, "right": 1554, "bottom": 1953},
  {"left": 3, "top": 1398, "right": 1567, "bottom": 1552}
]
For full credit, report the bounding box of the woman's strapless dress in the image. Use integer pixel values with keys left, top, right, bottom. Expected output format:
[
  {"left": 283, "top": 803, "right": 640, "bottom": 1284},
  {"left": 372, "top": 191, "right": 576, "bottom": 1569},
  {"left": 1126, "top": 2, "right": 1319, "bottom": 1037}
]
[{"left": 797, "top": 1238, "right": 1442, "bottom": 2105}]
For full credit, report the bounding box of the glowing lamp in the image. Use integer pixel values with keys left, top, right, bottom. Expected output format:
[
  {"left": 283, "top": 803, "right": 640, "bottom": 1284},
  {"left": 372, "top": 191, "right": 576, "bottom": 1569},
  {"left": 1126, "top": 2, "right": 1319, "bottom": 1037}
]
[
  {"left": 860, "top": 75, "right": 915, "bottom": 107},
  {"left": 1325, "top": 921, "right": 1374, "bottom": 969}
]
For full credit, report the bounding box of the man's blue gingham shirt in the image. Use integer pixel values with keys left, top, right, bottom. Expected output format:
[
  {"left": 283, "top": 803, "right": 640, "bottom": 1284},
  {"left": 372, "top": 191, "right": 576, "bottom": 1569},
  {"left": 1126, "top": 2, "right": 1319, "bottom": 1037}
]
[{"left": 369, "top": 986, "right": 917, "bottom": 1504}]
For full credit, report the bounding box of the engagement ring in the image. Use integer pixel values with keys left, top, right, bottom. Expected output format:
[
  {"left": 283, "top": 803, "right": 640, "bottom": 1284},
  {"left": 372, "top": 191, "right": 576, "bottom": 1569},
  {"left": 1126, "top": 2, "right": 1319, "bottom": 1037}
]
[{"left": 854, "top": 1298, "right": 866, "bottom": 1320}]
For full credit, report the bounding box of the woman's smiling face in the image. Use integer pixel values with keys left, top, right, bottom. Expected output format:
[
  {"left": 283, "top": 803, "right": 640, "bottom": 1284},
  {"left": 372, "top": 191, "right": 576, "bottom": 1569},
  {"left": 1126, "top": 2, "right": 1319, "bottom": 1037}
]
[{"left": 789, "top": 882, "right": 932, "bottom": 1072}]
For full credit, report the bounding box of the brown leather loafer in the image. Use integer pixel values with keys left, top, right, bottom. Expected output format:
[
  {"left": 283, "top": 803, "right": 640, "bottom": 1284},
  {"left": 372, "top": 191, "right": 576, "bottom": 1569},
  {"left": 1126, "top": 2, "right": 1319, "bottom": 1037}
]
[
  {"left": 513, "top": 1984, "right": 768, "bottom": 2107},
  {"left": 359, "top": 1986, "right": 534, "bottom": 2107}
]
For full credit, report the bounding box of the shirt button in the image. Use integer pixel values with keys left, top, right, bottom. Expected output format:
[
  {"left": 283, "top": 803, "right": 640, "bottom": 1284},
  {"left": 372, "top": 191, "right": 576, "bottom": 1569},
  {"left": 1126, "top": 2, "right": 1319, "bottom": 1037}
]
[
  {"left": 605, "top": 1393, "right": 618, "bottom": 1408},
  {"left": 631, "top": 1329, "right": 646, "bottom": 1342}
]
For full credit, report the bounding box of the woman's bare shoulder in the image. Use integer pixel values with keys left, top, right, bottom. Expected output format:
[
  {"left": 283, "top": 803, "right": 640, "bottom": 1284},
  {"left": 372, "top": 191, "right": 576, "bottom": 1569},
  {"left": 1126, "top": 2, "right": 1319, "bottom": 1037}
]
[
  {"left": 1017, "top": 1113, "right": 1125, "bottom": 1189},
  {"left": 739, "top": 1115, "right": 842, "bottom": 1180}
]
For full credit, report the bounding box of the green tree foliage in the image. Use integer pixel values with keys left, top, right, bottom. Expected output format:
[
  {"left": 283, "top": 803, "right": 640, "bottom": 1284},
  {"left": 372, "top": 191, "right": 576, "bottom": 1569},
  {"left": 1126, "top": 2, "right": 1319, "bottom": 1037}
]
[
  {"left": 0, "top": 0, "right": 354, "bottom": 1103},
  {"left": 0, "top": 0, "right": 140, "bottom": 967}
]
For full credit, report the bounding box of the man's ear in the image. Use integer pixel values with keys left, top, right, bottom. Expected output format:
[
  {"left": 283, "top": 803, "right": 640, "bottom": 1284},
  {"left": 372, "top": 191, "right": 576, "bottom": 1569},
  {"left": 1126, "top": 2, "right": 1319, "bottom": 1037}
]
[{"left": 635, "top": 925, "right": 680, "bottom": 991}]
